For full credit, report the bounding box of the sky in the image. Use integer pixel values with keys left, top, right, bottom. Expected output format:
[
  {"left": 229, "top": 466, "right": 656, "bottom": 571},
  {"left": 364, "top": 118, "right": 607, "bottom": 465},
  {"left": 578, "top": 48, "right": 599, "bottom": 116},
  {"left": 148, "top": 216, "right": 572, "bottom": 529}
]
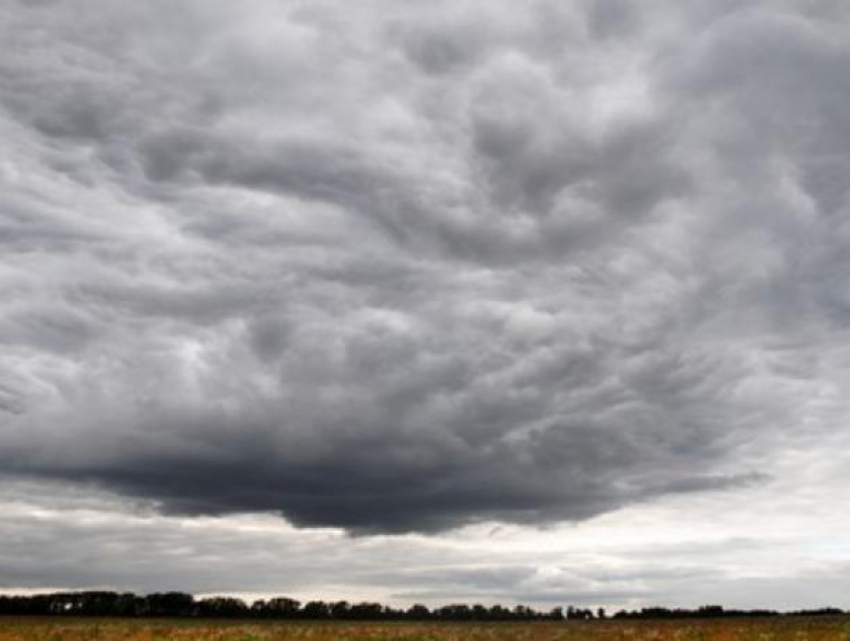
[{"left": 1, "top": 0, "right": 850, "bottom": 611}]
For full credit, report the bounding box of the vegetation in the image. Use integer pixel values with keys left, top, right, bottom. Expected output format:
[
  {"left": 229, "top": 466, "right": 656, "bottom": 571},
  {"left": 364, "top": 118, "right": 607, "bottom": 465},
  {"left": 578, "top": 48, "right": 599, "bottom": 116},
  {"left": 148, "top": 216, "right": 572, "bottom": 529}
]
[
  {"left": 2, "top": 617, "right": 850, "bottom": 640},
  {"left": 0, "top": 592, "right": 844, "bottom": 622},
  {"left": 0, "top": 595, "right": 847, "bottom": 640}
]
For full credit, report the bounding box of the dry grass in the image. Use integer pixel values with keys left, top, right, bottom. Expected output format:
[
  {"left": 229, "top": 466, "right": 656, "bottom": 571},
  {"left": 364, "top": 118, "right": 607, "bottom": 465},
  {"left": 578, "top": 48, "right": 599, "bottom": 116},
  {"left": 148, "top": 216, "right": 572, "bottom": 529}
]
[{"left": 0, "top": 617, "right": 849, "bottom": 641}]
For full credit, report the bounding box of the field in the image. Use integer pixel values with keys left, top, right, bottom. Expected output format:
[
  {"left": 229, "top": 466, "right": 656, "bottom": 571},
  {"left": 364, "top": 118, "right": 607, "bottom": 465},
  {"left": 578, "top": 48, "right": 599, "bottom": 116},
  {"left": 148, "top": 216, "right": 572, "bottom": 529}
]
[{"left": 1, "top": 618, "right": 850, "bottom": 641}]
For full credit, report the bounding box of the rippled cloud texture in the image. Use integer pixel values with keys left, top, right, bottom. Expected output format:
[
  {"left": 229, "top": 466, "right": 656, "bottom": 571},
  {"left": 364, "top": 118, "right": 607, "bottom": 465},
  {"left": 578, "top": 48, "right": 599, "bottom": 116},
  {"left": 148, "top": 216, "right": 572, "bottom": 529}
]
[{"left": 2, "top": 0, "right": 850, "bottom": 606}]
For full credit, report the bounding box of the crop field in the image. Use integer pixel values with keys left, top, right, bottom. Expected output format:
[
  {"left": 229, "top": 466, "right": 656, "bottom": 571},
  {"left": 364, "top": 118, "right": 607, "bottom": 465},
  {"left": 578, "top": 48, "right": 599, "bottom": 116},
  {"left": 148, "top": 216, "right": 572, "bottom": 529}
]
[{"left": 1, "top": 618, "right": 850, "bottom": 641}]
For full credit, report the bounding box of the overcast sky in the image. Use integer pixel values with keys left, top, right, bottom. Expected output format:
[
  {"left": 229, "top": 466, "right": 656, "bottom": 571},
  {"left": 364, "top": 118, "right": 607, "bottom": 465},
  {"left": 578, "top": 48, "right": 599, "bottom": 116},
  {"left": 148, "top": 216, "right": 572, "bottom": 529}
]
[{"left": 2, "top": 0, "right": 850, "bottom": 611}]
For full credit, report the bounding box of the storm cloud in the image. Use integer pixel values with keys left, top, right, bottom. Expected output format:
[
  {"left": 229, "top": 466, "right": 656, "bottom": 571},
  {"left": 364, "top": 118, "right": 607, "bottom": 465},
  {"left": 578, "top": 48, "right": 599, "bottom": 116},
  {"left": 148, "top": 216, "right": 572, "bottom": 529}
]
[{"left": 2, "top": 0, "right": 850, "bottom": 542}]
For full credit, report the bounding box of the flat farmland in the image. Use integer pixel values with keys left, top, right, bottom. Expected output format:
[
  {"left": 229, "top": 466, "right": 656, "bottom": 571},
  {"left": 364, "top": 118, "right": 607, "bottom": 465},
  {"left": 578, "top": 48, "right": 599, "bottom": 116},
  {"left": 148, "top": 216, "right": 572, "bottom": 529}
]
[{"left": 1, "top": 618, "right": 850, "bottom": 641}]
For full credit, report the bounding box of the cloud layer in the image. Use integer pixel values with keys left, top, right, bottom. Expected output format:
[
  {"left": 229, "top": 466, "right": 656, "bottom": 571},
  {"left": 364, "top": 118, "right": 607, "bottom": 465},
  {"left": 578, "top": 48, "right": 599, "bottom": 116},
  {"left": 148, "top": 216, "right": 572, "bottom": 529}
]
[{"left": 2, "top": 0, "right": 850, "bottom": 538}]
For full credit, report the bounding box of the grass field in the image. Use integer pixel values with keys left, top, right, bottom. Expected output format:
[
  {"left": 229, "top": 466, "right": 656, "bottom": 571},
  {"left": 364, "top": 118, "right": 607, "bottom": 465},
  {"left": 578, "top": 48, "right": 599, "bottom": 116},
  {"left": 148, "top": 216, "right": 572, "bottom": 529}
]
[{"left": 1, "top": 617, "right": 850, "bottom": 641}]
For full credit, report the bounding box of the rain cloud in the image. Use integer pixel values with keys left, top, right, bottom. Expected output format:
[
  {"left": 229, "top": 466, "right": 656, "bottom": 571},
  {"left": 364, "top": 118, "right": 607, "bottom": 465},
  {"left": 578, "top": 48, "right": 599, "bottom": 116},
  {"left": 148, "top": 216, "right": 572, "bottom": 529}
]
[{"left": 2, "top": 0, "right": 850, "bottom": 537}]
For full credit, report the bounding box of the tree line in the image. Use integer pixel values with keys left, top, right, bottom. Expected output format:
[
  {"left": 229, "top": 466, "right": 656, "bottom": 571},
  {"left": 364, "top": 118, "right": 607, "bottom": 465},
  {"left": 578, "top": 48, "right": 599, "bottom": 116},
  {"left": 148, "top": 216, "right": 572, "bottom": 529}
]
[{"left": 0, "top": 592, "right": 844, "bottom": 621}]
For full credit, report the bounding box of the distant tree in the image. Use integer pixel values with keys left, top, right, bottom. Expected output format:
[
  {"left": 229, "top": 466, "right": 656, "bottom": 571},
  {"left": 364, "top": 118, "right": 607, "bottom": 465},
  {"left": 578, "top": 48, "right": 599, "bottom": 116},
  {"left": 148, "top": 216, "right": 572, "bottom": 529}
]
[
  {"left": 349, "top": 602, "right": 383, "bottom": 620},
  {"left": 406, "top": 604, "right": 430, "bottom": 620},
  {"left": 436, "top": 604, "right": 471, "bottom": 620},
  {"left": 301, "top": 600, "right": 330, "bottom": 619},
  {"left": 698, "top": 605, "right": 724, "bottom": 618},
  {"left": 329, "top": 600, "right": 350, "bottom": 619},
  {"left": 252, "top": 596, "right": 301, "bottom": 619},
  {"left": 196, "top": 597, "right": 248, "bottom": 618},
  {"left": 0, "top": 590, "right": 837, "bottom": 621},
  {"left": 145, "top": 592, "right": 194, "bottom": 617},
  {"left": 488, "top": 604, "right": 511, "bottom": 620},
  {"left": 548, "top": 607, "right": 564, "bottom": 620}
]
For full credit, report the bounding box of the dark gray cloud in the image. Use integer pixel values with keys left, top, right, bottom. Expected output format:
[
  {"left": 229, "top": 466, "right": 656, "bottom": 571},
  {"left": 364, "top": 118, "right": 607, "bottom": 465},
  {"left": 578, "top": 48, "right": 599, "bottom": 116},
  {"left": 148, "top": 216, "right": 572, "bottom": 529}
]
[{"left": 1, "top": 0, "right": 849, "bottom": 542}]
